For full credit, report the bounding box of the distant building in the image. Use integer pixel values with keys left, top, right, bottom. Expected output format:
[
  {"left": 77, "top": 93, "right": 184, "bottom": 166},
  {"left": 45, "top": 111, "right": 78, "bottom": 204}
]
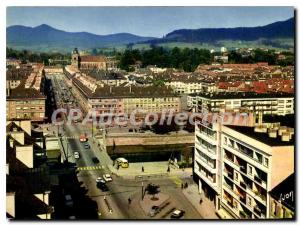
[
  {"left": 214, "top": 56, "right": 229, "bottom": 63},
  {"left": 187, "top": 92, "right": 294, "bottom": 116},
  {"left": 71, "top": 48, "right": 117, "bottom": 71},
  {"left": 6, "top": 65, "right": 46, "bottom": 122},
  {"left": 221, "top": 47, "right": 228, "bottom": 53}
]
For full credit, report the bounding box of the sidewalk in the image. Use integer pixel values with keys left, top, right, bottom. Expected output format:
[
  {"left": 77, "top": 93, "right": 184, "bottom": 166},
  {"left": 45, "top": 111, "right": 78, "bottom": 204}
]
[
  {"left": 182, "top": 184, "right": 218, "bottom": 219},
  {"left": 108, "top": 161, "right": 193, "bottom": 179}
]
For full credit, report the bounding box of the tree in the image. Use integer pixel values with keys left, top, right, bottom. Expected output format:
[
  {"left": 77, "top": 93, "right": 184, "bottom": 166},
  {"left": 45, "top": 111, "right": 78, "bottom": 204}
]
[{"left": 146, "top": 183, "right": 160, "bottom": 200}]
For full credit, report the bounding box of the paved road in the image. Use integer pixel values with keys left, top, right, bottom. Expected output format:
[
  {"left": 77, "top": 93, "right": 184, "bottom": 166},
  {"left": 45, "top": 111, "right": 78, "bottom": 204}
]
[{"left": 48, "top": 73, "right": 203, "bottom": 219}]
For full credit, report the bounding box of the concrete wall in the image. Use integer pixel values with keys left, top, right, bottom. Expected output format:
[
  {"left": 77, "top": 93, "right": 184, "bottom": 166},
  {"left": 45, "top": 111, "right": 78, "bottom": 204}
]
[
  {"left": 16, "top": 145, "right": 34, "bottom": 168},
  {"left": 270, "top": 146, "right": 294, "bottom": 190},
  {"left": 6, "top": 192, "right": 15, "bottom": 218}
]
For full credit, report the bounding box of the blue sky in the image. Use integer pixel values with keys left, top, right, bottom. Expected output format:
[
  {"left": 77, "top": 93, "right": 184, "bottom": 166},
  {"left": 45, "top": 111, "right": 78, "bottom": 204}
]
[{"left": 6, "top": 7, "right": 294, "bottom": 37}]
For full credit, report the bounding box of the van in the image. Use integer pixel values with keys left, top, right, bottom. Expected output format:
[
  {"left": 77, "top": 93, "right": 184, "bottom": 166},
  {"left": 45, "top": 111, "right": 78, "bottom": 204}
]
[{"left": 116, "top": 158, "right": 129, "bottom": 168}]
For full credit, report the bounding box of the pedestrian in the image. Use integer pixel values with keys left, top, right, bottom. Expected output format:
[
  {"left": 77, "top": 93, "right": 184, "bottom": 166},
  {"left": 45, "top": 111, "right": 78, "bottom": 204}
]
[
  {"left": 142, "top": 166, "right": 144, "bottom": 172},
  {"left": 185, "top": 182, "right": 188, "bottom": 189},
  {"left": 167, "top": 166, "right": 170, "bottom": 173},
  {"left": 181, "top": 183, "right": 184, "bottom": 189},
  {"left": 128, "top": 198, "right": 131, "bottom": 205}
]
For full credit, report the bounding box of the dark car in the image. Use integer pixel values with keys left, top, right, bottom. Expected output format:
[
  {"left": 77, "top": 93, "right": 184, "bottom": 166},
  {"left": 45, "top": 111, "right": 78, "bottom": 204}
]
[
  {"left": 92, "top": 157, "right": 100, "bottom": 164},
  {"left": 149, "top": 206, "right": 160, "bottom": 217},
  {"left": 84, "top": 143, "right": 90, "bottom": 149},
  {"left": 97, "top": 182, "right": 109, "bottom": 192}
]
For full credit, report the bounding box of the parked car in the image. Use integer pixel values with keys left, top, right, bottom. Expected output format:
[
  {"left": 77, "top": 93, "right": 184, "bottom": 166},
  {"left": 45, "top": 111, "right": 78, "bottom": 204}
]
[
  {"left": 97, "top": 182, "right": 109, "bottom": 192},
  {"left": 84, "top": 143, "right": 90, "bottom": 149},
  {"left": 149, "top": 205, "right": 160, "bottom": 217},
  {"left": 103, "top": 174, "right": 113, "bottom": 182},
  {"left": 74, "top": 152, "right": 80, "bottom": 159},
  {"left": 96, "top": 177, "right": 105, "bottom": 183},
  {"left": 170, "top": 209, "right": 185, "bottom": 219},
  {"left": 92, "top": 157, "right": 100, "bottom": 164}
]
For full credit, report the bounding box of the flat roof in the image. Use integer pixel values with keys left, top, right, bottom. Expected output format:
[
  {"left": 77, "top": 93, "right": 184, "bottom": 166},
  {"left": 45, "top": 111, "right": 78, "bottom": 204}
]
[{"left": 226, "top": 125, "right": 294, "bottom": 147}]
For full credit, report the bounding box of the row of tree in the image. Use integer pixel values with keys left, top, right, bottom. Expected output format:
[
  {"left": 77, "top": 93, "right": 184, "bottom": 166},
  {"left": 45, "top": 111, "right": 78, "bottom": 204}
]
[
  {"left": 227, "top": 49, "right": 294, "bottom": 66},
  {"left": 118, "top": 46, "right": 211, "bottom": 72},
  {"left": 6, "top": 48, "right": 70, "bottom": 65},
  {"left": 118, "top": 46, "right": 294, "bottom": 72}
]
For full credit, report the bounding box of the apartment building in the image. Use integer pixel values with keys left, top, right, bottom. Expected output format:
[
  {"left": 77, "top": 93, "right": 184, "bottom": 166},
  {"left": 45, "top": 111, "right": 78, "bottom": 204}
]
[
  {"left": 71, "top": 74, "right": 181, "bottom": 118},
  {"left": 269, "top": 173, "right": 294, "bottom": 219},
  {"left": 6, "top": 120, "right": 53, "bottom": 219},
  {"left": 6, "top": 65, "right": 46, "bottom": 122},
  {"left": 219, "top": 125, "right": 294, "bottom": 219},
  {"left": 194, "top": 115, "right": 294, "bottom": 219},
  {"left": 187, "top": 92, "right": 294, "bottom": 116}
]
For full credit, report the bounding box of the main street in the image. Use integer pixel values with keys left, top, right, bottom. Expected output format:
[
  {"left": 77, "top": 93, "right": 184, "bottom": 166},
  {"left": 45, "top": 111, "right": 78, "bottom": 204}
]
[{"left": 47, "top": 72, "right": 203, "bottom": 219}]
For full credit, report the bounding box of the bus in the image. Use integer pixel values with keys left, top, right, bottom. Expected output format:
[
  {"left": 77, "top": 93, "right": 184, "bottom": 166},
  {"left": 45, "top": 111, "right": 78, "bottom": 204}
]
[
  {"left": 116, "top": 158, "right": 129, "bottom": 168},
  {"left": 79, "top": 134, "right": 87, "bottom": 142}
]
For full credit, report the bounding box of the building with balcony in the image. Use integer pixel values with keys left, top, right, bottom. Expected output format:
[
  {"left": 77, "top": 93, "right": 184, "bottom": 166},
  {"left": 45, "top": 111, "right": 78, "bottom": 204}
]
[
  {"left": 71, "top": 74, "right": 181, "bottom": 118},
  {"left": 219, "top": 124, "right": 294, "bottom": 219},
  {"left": 187, "top": 92, "right": 294, "bottom": 116},
  {"left": 269, "top": 173, "right": 294, "bottom": 219}
]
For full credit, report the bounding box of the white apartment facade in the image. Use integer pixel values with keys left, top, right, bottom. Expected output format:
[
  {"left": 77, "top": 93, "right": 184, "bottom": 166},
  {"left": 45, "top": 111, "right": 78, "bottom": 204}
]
[
  {"left": 165, "top": 81, "right": 202, "bottom": 94},
  {"left": 188, "top": 93, "right": 294, "bottom": 116},
  {"left": 194, "top": 119, "right": 294, "bottom": 219}
]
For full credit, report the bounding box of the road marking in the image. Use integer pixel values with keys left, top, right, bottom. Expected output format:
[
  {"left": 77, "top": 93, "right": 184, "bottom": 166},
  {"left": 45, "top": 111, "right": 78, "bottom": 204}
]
[{"left": 76, "top": 165, "right": 103, "bottom": 171}]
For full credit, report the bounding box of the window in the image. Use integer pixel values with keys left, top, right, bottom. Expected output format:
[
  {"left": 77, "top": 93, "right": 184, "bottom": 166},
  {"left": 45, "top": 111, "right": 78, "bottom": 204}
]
[
  {"left": 247, "top": 197, "right": 251, "bottom": 206},
  {"left": 234, "top": 172, "right": 238, "bottom": 181},
  {"left": 264, "top": 158, "right": 269, "bottom": 167},
  {"left": 248, "top": 166, "right": 253, "bottom": 175}
]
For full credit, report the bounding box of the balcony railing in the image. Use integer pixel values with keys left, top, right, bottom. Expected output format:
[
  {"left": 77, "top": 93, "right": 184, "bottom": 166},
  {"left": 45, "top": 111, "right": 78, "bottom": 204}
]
[
  {"left": 254, "top": 205, "right": 266, "bottom": 218},
  {"left": 239, "top": 195, "right": 247, "bottom": 204},
  {"left": 240, "top": 182, "right": 247, "bottom": 189}
]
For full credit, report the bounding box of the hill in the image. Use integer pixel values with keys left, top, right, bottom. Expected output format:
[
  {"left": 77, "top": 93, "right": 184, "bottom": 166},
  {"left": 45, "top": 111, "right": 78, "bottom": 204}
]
[
  {"left": 145, "top": 18, "right": 294, "bottom": 49},
  {"left": 6, "top": 24, "right": 155, "bottom": 53}
]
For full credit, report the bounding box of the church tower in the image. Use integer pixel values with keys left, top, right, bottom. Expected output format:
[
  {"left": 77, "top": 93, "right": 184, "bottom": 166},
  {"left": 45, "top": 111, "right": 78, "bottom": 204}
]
[{"left": 71, "top": 48, "right": 80, "bottom": 68}]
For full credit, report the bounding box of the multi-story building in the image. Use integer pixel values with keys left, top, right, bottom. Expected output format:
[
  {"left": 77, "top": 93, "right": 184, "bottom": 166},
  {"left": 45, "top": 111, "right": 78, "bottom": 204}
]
[
  {"left": 187, "top": 92, "right": 294, "bottom": 116},
  {"left": 219, "top": 124, "right": 294, "bottom": 219},
  {"left": 194, "top": 115, "right": 294, "bottom": 219},
  {"left": 71, "top": 74, "right": 181, "bottom": 118},
  {"left": 6, "top": 65, "right": 46, "bottom": 122},
  {"left": 6, "top": 120, "right": 53, "bottom": 219},
  {"left": 269, "top": 173, "right": 294, "bottom": 219}
]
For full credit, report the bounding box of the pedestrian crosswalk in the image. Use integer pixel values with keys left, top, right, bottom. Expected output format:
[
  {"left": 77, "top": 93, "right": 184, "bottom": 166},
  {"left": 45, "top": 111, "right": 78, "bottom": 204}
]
[
  {"left": 76, "top": 165, "right": 104, "bottom": 171},
  {"left": 169, "top": 176, "right": 183, "bottom": 187}
]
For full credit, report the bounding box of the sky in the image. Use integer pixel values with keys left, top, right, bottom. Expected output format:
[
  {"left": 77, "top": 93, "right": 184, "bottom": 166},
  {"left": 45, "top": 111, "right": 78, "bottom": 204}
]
[{"left": 6, "top": 7, "right": 294, "bottom": 37}]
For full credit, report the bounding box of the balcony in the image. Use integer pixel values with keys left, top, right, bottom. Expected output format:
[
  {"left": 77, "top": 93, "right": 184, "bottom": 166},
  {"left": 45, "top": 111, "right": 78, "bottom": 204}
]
[
  {"left": 239, "top": 195, "right": 247, "bottom": 205},
  {"left": 239, "top": 165, "right": 247, "bottom": 174},
  {"left": 239, "top": 211, "right": 251, "bottom": 219},
  {"left": 254, "top": 205, "right": 266, "bottom": 218},
  {"left": 240, "top": 182, "right": 247, "bottom": 190}
]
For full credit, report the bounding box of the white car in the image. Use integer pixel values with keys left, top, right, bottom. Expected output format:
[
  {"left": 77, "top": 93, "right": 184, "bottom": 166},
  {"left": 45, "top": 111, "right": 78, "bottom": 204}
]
[
  {"left": 103, "top": 174, "right": 113, "bottom": 182},
  {"left": 96, "top": 177, "right": 105, "bottom": 183},
  {"left": 74, "top": 152, "right": 80, "bottom": 159}
]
